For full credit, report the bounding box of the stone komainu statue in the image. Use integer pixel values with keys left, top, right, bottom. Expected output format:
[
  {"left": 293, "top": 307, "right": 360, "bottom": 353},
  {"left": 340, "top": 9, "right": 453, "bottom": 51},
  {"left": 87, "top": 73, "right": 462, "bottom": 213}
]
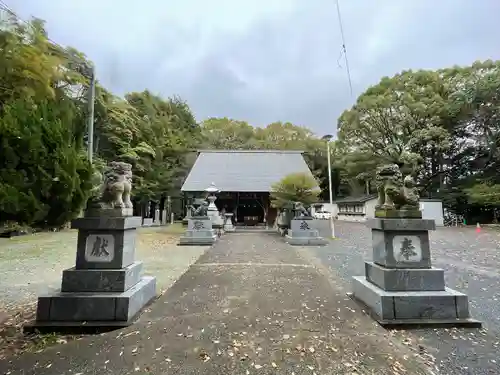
[
  {"left": 91, "top": 161, "right": 133, "bottom": 210},
  {"left": 190, "top": 200, "right": 209, "bottom": 217},
  {"left": 375, "top": 164, "right": 419, "bottom": 211},
  {"left": 294, "top": 201, "right": 311, "bottom": 217}
]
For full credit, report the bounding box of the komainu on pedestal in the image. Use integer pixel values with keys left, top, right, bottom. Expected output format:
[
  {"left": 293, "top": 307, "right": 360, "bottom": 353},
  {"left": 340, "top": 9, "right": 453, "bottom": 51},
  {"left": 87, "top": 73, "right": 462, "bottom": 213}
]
[
  {"left": 27, "top": 161, "right": 157, "bottom": 332},
  {"left": 178, "top": 200, "right": 217, "bottom": 246},
  {"left": 349, "top": 164, "right": 481, "bottom": 328},
  {"left": 285, "top": 201, "right": 327, "bottom": 246}
]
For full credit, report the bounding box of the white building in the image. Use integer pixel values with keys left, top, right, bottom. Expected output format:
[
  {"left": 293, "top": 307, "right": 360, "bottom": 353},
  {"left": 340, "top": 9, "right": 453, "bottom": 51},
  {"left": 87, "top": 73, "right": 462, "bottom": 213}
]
[{"left": 313, "top": 195, "right": 444, "bottom": 226}]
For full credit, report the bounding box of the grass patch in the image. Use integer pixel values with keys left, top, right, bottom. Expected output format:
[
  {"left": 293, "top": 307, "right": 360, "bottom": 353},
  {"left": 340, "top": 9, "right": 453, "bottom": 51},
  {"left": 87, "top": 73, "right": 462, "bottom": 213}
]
[
  {"left": 0, "top": 229, "right": 76, "bottom": 244},
  {"left": 139, "top": 223, "right": 185, "bottom": 235},
  {"left": 163, "top": 223, "right": 185, "bottom": 234}
]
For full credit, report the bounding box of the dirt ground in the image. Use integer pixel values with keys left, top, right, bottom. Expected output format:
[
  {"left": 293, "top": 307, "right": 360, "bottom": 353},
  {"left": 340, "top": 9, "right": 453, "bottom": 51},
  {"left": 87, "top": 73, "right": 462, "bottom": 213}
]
[{"left": 0, "top": 224, "right": 208, "bottom": 360}]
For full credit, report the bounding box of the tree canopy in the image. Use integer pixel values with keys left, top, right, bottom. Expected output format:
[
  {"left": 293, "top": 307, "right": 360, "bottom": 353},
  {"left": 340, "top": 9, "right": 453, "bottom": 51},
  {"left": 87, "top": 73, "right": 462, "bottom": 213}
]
[
  {"left": 0, "top": 17, "right": 93, "bottom": 231},
  {"left": 3, "top": 11, "right": 500, "bottom": 230},
  {"left": 270, "top": 173, "right": 319, "bottom": 209},
  {"left": 0, "top": 15, "right": 201, "bottom": 231},
  {"left": 336, "top": 60, "right": 500, "bottom": 222}
]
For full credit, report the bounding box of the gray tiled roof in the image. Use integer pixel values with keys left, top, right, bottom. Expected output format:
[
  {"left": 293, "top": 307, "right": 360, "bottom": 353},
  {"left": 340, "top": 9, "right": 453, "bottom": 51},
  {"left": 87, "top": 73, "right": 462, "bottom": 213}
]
[{"left": 181, "top": 150, "right": 317, "bottom": 192}]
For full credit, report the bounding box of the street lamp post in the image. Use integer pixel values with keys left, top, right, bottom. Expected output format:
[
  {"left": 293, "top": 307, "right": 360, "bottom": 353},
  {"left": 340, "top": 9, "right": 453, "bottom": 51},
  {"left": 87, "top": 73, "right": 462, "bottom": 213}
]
[
  {"left": 78, "top": 62, "right": 96, "bottom": 164},
  {"left": 87, "top": 64, "right": 96, "bottom": 164},
  {"left": 322, "top": 135, "right": 336, "bottom": 239}
]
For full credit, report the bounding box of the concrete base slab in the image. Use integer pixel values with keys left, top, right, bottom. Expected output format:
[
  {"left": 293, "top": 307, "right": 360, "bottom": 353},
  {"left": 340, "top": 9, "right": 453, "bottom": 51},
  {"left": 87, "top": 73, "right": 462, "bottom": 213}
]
[
  {"left": 235, "top": 228, "right": 276, "bottom": 233},
  {"left": 351, "top": 276, "right": 481, "bottom": 327},
  {"left": 285, "top": 235, "right": 328, "bottom": 246},
  {"left": 347, "top": 293, "right": 482, "bottom": 329},
  {"left": 33, "top": 276, "right": 156, "bottom": 328},
  {"left": 23, "top": 315, "right": 149, "bottom": 334},
  {"left": 178, "top": 236, "right": 216, "bottom": 246}
]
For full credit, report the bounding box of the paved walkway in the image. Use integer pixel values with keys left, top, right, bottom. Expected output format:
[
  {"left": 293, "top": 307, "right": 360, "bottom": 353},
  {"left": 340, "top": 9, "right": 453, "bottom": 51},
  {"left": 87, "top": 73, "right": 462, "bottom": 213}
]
[{"left": 1, "top": 233, "right": 430, "bottom": 375}]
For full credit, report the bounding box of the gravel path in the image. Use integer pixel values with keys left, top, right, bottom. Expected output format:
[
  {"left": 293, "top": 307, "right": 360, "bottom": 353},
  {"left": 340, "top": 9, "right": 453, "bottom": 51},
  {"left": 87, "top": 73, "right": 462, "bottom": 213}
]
[
  {"left": 0, "top": 226, "right": 207, "bottom": 314},
  {"left": 307, "top": 220, "right": 500, "bottom": 375}
]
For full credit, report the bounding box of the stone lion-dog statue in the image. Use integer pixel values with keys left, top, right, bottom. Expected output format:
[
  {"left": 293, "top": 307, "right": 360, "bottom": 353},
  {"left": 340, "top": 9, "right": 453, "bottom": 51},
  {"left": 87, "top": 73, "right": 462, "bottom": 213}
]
[
  {"left": 89, "top": 161, "right": 133, "bottom": 210},
  {"left": 375, "top": 164, "right": 419, "bottom": 211}
]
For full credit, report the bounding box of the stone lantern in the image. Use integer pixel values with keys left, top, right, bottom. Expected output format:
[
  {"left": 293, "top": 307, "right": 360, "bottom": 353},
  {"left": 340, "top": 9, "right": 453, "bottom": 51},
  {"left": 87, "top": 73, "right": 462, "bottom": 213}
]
[
  {"left": 205, "top": 182, "right": 219, "bottom": 210},
  {"left": 205, "top": 182, "right": 224, "bottom": 228}
]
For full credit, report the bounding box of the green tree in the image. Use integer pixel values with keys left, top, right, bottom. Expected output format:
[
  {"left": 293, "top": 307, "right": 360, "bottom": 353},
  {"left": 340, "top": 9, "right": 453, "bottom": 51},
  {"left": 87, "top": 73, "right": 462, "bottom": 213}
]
[
  {"left": 466, "top": 183, "right": 500, "bottom": 222},
  {"left": 90, "top": 88, "right": 200, "bottom": 213},
  {"left": 337, "top": 69, "right": 453, "bottom": 185},
  {"left": 0, "top": 99, "right": 92, "bottom": 231},
  {"left": 200, "top": 117, "right": 256, "bottom": 149},
  {"left": 270, "top": 172, "right": 319, "bottom": 209},
  {"left": 0, "top": 16, "right": 93, "bottom": 231}
]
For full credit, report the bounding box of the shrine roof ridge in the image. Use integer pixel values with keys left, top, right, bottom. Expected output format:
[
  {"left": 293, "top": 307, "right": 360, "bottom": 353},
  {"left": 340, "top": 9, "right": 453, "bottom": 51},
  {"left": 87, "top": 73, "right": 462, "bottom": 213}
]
[{"left": 181, "top": 149, "right": 316, "bottom": 192}]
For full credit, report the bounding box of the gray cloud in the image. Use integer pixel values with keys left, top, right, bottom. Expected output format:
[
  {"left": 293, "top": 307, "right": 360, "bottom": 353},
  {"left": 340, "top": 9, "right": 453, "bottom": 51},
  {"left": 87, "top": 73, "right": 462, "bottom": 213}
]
[{"left": 10, "top": 0, "right": 500, "bottom": 135}]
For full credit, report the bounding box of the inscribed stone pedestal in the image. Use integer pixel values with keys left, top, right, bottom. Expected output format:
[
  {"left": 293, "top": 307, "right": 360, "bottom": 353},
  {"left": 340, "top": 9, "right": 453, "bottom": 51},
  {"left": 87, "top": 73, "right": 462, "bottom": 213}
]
[
  {"left": 178, "top": 217, "right": 217, "bottom": 246},
  {"left": 369, "top": 218, "right": 434, "bottom": 269},
  {"left": 350, "top": 217, "right": 480, "bottom": 327},
  {"left": 350, "top": 163, "right": 479, "bottom": 327},
  {"left": 28, "top": 161, "right": 156, "bottom": 331},
  {"left": 285, "top": 217, "right": 327, "bottom": 246}
]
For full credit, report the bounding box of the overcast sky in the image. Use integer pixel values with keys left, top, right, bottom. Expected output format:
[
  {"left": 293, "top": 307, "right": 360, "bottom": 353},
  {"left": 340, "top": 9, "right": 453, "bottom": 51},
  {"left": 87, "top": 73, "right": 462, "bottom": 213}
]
[{"left": 10, "top": 0, "right": 500, "bottom": 135}]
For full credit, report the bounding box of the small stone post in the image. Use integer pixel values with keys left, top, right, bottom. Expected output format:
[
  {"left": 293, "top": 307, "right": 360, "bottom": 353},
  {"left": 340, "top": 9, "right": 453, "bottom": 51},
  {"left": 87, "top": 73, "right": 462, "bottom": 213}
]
[
  {"left": 350, "top": 164, "right": 480, "bottom": 327},
  {"left": 29, "top": 162, "right": 156, "bottom": 330}
]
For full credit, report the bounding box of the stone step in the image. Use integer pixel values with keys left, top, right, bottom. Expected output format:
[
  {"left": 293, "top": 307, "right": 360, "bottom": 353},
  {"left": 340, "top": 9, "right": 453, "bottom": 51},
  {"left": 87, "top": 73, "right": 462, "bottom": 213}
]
[
  {"left": 351, "top": 276, "right": 473, "bottom": 322},
  {"left": 364, "top": 262, "right": 445, "bottom": 292},
  {"left": 61, "top": 261, "right": 143, "bottom": 293},
  {"left": 35, "top": 276, "right": 156, "bottom": 324}
]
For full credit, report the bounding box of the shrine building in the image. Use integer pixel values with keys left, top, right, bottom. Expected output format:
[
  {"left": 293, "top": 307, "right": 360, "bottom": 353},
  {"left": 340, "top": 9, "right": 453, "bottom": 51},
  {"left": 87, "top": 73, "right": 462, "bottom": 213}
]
[{"left": 180, "top": 150, "right": 318, "bottom": 227}]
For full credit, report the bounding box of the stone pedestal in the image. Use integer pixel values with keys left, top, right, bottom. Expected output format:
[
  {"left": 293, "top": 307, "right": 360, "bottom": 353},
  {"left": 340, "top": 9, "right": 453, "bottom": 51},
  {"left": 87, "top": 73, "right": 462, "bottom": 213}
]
[
  {"left": 285, "top": 217, "right": 327, "bottom": 246},
  {"left": 179, "top": 217, "right": 217, "bottom": 246},
  {"left": 182, "top": 209, "right": 191, "bottom": 227},
  {"left": 223, "top": 213, "right": 235, "bottom": 232},
  {"left": 207, "top": 196, "right": 224, "bottom": 228},
  {"left": 31, "top": 215, "right": 157, "bottom": 329},
  {"left": 142, "top": 218, "right": 153, "bottom": 227},
  {"left": 350, "top": 217, "right": 481, "bottom": 327}
]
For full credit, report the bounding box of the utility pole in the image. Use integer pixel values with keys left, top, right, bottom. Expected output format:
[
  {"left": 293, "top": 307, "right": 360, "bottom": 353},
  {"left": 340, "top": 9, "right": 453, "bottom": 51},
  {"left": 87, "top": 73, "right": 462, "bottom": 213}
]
[
  {"left": 322, "top": 134, "right": 336, "bottom": 239},
  {"left": 87, "top": 64, "right": 96, "bottom": 164}
]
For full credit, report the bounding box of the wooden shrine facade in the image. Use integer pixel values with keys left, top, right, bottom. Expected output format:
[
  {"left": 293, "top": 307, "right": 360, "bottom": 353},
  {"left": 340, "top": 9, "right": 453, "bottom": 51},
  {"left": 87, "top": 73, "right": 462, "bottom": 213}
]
[{"left": 184, "top": 191, "right": 277, "bottom": 226}]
